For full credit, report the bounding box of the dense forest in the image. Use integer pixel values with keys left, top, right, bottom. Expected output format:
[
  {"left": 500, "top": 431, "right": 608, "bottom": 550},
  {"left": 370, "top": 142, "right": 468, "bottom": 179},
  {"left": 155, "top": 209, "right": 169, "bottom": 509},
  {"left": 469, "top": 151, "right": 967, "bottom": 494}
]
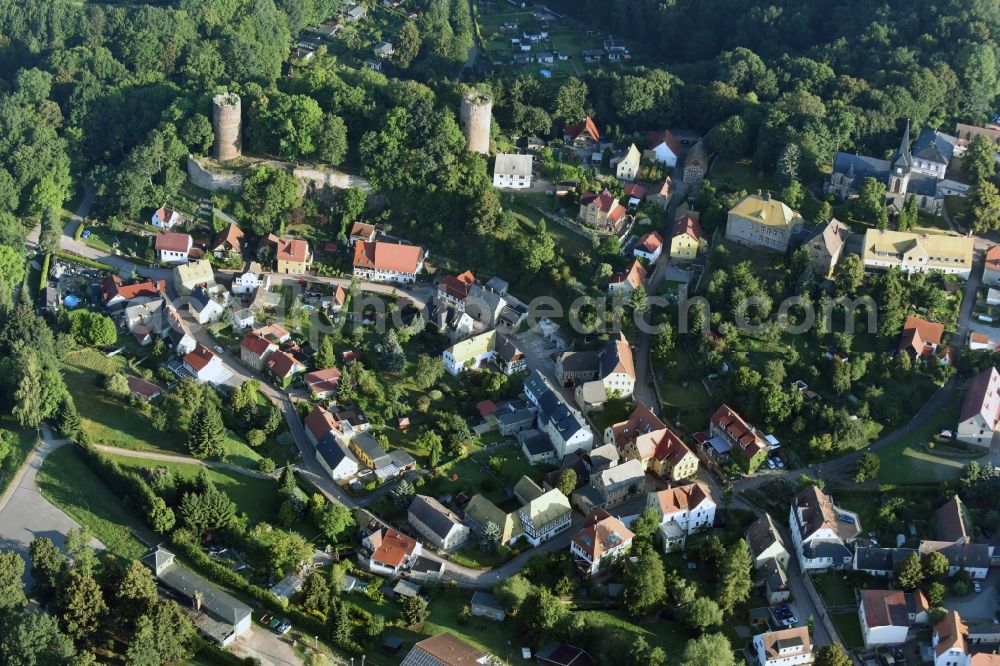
[{"left": 0, "top": 0, "right": 998, "bottom": 270}]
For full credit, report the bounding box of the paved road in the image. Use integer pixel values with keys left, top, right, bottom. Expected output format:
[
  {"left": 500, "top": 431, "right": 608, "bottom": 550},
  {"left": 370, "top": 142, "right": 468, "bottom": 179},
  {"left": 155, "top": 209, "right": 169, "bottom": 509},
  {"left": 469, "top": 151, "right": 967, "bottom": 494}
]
[{"left": 0, "top": 436, "right": 104, "bottom": 584}]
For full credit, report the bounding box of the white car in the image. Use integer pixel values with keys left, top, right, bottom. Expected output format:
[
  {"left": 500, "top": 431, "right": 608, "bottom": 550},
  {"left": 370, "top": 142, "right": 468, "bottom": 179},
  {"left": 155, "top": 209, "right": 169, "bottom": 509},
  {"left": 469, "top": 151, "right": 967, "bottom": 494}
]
[
  {"left": 975, "top": 581, "right": 983, "bottom": 593},
  {"left": 214, "top": 345, "right": 224, "bottom": 354},
  {"left": 766, "top": 459, "right": 776, "bottom": 469}
]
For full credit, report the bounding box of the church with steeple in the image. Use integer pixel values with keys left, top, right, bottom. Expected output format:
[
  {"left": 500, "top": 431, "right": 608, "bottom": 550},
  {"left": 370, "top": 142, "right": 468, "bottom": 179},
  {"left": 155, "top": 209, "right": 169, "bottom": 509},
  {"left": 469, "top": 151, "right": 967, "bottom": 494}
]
[{"left": 826, "top": 121, "right": 968, "bottom": 215}]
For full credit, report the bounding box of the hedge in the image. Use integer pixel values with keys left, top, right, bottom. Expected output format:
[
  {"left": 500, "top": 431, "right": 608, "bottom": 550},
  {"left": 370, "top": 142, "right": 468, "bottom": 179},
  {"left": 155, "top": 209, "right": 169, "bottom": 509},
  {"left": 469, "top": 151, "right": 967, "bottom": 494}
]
[
  {"left": 55, "top": 250, "right": 108, "bottom": 270},
  {"left": 74, "top": 442, "right": 175, "bottom": 533},
  {"left": 38, "top": 253, "right": 51, "bottom": 295}
]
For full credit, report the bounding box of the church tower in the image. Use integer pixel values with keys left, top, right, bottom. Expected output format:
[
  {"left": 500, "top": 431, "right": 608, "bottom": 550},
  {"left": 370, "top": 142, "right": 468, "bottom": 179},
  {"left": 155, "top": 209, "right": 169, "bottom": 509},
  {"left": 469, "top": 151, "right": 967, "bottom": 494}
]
[{"left": 888, "top": 120, "right": 912, "bottom": 204}]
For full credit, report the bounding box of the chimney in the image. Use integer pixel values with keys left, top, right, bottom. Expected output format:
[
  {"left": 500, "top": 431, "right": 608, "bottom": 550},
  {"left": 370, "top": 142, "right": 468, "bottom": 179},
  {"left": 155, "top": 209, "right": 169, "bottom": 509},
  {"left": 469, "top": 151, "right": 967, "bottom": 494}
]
[{"left": 763, "top": 192, "right": 771, "bottom": 201}]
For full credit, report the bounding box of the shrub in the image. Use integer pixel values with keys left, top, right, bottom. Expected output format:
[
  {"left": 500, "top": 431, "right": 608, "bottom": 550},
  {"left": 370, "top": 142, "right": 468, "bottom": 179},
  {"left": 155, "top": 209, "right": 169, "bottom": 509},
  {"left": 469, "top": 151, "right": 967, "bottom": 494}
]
[{"left": 257, "top": 457, "right": 276, "bottom": 474}]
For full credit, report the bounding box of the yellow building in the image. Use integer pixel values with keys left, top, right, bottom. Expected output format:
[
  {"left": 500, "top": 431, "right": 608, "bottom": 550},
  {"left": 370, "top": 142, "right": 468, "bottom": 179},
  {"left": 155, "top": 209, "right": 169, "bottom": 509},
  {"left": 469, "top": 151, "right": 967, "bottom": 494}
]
[
  {"left": 725, "top": 193, "right": 804, "bottom": 253},
  {"left": 670, "top": 215, "right": 704, "bottom": 260},
  {"left": 267, "top": 235, "right": 313, "bottom": 275}
]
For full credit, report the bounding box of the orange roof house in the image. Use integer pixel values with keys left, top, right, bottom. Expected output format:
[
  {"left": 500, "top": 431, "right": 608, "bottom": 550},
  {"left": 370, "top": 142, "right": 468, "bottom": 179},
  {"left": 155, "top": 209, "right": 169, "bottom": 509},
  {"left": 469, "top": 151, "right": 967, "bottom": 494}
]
[
  {"left": 352, "top": 241, "right": 425, "bottom": 278},
  {"left": 563, "top": 116, "right": 600, "bottom": 144},
  {"left": 899, "top": 315, "right": 945, "bottom": 358},
  {"left": 607, "top": 259, "right": 647, "bottom": 294}
]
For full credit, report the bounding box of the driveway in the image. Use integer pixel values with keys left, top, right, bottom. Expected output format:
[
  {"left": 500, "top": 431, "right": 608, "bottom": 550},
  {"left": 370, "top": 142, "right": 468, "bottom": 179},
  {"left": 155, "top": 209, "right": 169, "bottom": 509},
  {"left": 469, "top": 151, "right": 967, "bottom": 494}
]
[
  {"left": 0, "top": 437, "right": 104, "bottom": 584},
  {"left": 942, "top": 569, "right": 999, "bottom": 622},
  {"left": 229, "top": 626, "right": 303, "bottom": 666}
]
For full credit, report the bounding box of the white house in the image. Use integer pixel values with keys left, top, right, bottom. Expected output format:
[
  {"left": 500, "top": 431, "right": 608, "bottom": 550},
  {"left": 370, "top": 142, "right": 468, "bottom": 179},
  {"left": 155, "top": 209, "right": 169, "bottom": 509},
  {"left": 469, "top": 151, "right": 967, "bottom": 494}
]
[
  {"left": 362, "top": 528, "right": 422, "bottom": 576},
  {"left": 645, "top": 130, "right": 682, "bottom": 167},
  {"left": 646, "top": 483, "right": 716, "bottom": 552},
  {"left": 633, "top": 231, "right": 664, "bottom": 263},
  {"left": 517, "top": 488, "right": 571, "bottom": 546},
  {"left": 859, "top": 589, "right": 928, "bottom": 647},
  {"left": 613, "top": 143, "right": 641, "bottom": 181},
  {"left": 408, "top": 495, "right": 470, "bottom": 551},
  {"left": 932, "top": 611, "right": 970, "bottom": 666},
  {"left": 151, "top": 206, "right": 183, "bottom": 229},
  {"left": 493, "top": 154, "right": 534, "bottom": 189},
  {"left": 524, "top": 370, "right": 594, "bottom": 459},
  {"left": 188, "top": 285, "right": 226, "bottom": 325},
  {"left": 352, "top": 241, "right": 425, "bottom": 284},
  {"left": 182, "top": 344, "right": 230, "bottom": 385},
  {"left": 233, "top": 263, "right": 269, "bottom": 295},
  {"left": 753, "top": 627, "right": 815, "bottom": 666},
  {"left": 155, "top": 232, "right": 193, "bottom": 265},
  {"left": 957, "top": 367, "right": 1000, "bottom": 447},
  {"left": 789, "top": 485, "right": 860, "bottom": 571},
  {"left": 315, "top": 433, "right": 360, "bottom": 482},
  {"left": 569, "top": 508, "right": 634, "bottom": 576}
]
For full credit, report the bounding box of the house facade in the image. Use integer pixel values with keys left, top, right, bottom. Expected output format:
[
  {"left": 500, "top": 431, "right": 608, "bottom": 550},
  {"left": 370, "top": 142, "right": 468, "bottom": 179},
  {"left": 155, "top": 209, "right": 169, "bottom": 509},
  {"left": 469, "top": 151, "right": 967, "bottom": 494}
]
[
  {"left": 646, "top": 130, "right": 681, "bottom": 167},
  {"left": 805, "top": 219, "right": 848, "bottom": 278},
  {"left": 240, "top": 333, "right": 278, "bottom": 371},
  {"left": 442, "top": 330, "right": 526, "bottom": 376},
  {"left": 267, "top": 235, "right": 313, "bottom": 274},
  {"left": 613, "top": 144, "right": 641, "bottom": 180},
  {"left": 647, "top": 483, "right": 716, "bottom": 552},
  {"left": 683, "top": 141, "right": 709, "bottom": 185},
  {"left": 670, "top": 215, "right": 703, "bottom": 261},
  {"left": 725, "top": 193, "right": 804, "bottom": 253},
  {"left": 578, "top": 189, "right": 625, "bottom": 229},
  {"left": 789, "top": 485, "right": 860, "bottom": 571},
  {"left": 524, "top": 370, "right": 595, "bottom": 459},
  {"left": 493, "top": 153, "right": 534, "bottom": 189},
  {"left": 753, "top": 627, "right": 815, "bottom": 666},
  {"left": 362, "top": 527, "right": 421, "bottom": 575},
  {"left": 408, "top": 495, "right": 469, "bottom": 550},
  {"left": 315, "top": 433, "right": 360, "bottom": 482},
  {"left": 155, "top": 232, "right": 193, "bottom": 264},
  {"left": 594, "top": 459, "right": 645, "bottom": 506},
  {"left": 151, "top": 206, "right": 183, "bottom": 229},
  {"left": 957, "top": 366, "right": 1000, "bottom": 447},
  {"left": 569, "top": 508, "right": 634, "bottom": 575},
  {"left": 352, "top": 240, "right": 426, "bottom": 284},
  {"left": 517, "top": 488, "right": 571, "bottom": 546},
  {"left": 932, "top": 611, "right": 969, "bottom": 666},
  {"left": 859, "top": 589, "right": 928, "bottom": 647},
  {"left": 607, "top": 259, "right": 647, "bottom": 297},
  {"left": 633, "top": 231, "right": 663, "bottom": 263},
  {"left": 709, "top": 404, "right": 768, "bottom": 473},
  {"left": 862, "top": 229, "right": 973, "bottom": 278}
]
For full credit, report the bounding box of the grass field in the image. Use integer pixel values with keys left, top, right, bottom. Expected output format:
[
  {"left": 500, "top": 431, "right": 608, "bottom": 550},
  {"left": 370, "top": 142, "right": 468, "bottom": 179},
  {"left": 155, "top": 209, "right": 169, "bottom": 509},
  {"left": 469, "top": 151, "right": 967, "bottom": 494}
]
[
  {"left": 36, "top": 445, "right": 153, "bottom": 560},
  {"left": 82, "top": 224, "right": 149, "bottom": 257},
  {"left": 108, "top": 455, "right": 288, "bottom": 528},
  {"left": 63, "top": 349, "right": 263, "bottom": 469},
  {"left": 877, "top": 390, "right": 982, "bottom": 484},
  {"left": 831, "top": 611, "right": 865, "bottom": 649},
  {"left": 812, "top": 572, "right": 857, "bottom": 607}
]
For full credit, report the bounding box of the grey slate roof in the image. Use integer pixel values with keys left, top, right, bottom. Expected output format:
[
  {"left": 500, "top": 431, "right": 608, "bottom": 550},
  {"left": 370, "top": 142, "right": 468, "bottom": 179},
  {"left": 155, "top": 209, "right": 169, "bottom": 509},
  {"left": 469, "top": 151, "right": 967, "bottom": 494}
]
[
  {"left": 316, "top": 433, "right": 356, "bottom": 471},
  {"left": 470, "top": 591, "right": 504, "bottom": 612},
  {"left": 497, "top": 407, "right": 535, "bottom": 428},
  {"left": 803, "top": 540, "right": 852, "bottom": 561},
  {"left": 521, "top": 431, "right": 554, "bottom": 456},
  {"left": 352, "top": 431, "right": 389, "bottom": 467},
  {"left": 832, "top": 152, "right": 890, "bottom": 182},
  {"left": 559, "top": 351, "right": 599, "bottom": 373},
  {"left": 745, "top": 513, "right": 787, "bottom": 559},
  {"left": 147, "top": 551, "right": 251, "bottom": 625},
  {"left": 913, "top": 128, "right": 957, "bottom": 165},
  {"left": 409, "top": 495, "right": 462, "bottom": 540},
  {"left": 853, "top": 547, "right": 917, "bottom": 572},
  {"left": 492, "top": 332, "right": 522, "bottom": 363}
]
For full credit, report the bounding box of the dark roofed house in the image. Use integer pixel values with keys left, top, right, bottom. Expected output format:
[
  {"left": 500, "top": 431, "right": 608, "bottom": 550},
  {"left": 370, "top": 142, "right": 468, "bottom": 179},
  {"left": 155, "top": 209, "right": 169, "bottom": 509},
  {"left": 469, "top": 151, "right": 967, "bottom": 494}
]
[
  {"left": 470, "top": 591, "right": 505, "bottom": 621},
  {"left": 408, "top": 495, "right": 470, "bottom": 550},
  {"left": 536, "top": 643, "right": 595, "bottom": 666},
  {"left": 127, "top": 375, "right": 163, "bottom": 402},
  {"left": 853, "top": 547, "right": 918, "bottom": 577},
  {"left": 141, "top": 547, "right": 251, "bottom": 647}
]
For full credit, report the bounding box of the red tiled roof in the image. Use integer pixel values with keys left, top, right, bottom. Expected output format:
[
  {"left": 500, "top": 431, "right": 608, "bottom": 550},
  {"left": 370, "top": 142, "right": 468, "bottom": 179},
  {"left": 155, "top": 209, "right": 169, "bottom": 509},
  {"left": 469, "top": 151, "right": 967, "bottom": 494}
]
[
  {"left": 651, "top": 482, "right": 713, "bottom": 514},
  {"left": 652, "top": 427, "right": 695, "bottom": 465},
  {"left": 304, "top": 367, "right": 342, "bottom": 394},
  {"left": 353, "top": 241, "right": 424, "bottom": 274},
  {"left": 609, "top": 402, "right": 666, "bottom": 446},
  {"left": 154, "top": 232, "right": 192, "bottom": 253},
  {"left": 563, "top": 116, "right": 600, "bottom": 142},
  {"left": 100, "top": 276, "right": 166, "bottom": 304},
  {"left": 183, "top": 344, "right": 216, "bottom": 372},
  {"left": 986, "top": 245, "right": 1000, "bottom": 272},
  {"left": 622, "top": 183, "right": 647, "bottom": 200},
  {"left": 439, "top": 274, "right": 473, "bottom": 301},
  {"left": 350, "top": 222, "right": 376, "bottom": 240},
  {"left": 332, "top": 285, "right": 347, "bottom": 307},
  {"left": 711, "top": 403, "right": 767, "bottom": 460},
  {"left": 127, "top": 375, "right": 162, "bottom": 399},
  {"left": 899, "top": 315, "right": 944, "bottom": 358},
  {"left": 672, "top": 215, "right": 703, "bottom": 242},
  {"left": 609, "top": 259, "right": 647, "bottom": 290},
  {"left": 645, "top": 129, "right": 682, "bottom": 157},
  {"left": 571, "top": 508, "right": 634, "bottom": 559},
  {"left": 240, "top": 333, "right": 275, "bottom": 356},
  {"left": 934, "top": 611, "right": 968, "bottom": 658},
  {"left": 213, "top": 223, "right": 244, "bottom": 251},
  {"left": 369, "top": 528, "right": 419, "bottom": 567},
  {"left": 305, "top": 406, "right": 337, "bottom": 441},
  {"left": 637, "top": 231, "right": 664, "bottom": 253},
  {"left": 580, "top": 188, "right": 620, "bottom": 214},
  {"left": 266, "top": 350, "right": 302, "bottom": 378}
]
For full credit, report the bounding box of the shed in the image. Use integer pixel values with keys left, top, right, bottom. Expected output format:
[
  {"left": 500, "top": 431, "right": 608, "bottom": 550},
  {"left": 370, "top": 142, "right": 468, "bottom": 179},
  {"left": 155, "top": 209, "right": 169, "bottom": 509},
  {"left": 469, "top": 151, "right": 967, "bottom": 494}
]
[{"left": 470, "top": 591, "right": 506, "bottom": 621}]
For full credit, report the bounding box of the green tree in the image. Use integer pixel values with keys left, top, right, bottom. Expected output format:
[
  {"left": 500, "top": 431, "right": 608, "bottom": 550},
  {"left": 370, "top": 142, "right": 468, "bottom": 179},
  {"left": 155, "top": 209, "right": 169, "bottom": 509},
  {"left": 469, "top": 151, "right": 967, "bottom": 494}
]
[
  {"left": 970, "top": 179, "right": 1000, "bottom": 233},
  {"left": 314, "top": 502, "right": 355, "bottom": 542},
  {"left": 553, "top": 77, "right": 588, "bottom": 126},
  {"left": 894, "top": 552, "right": 925, "bottom": 590},
  {"left": 300, "top": 571, "right": 330, "bottom": 612},
  {"left": 815, "top": 644, "right": 852, "bottom": 666},
  {"left": 623, "top": 550, "right": 666, "bottom": 617},
  {"left": 922, "top": 551, "right": 950, "bottom": 580},
  {"left": 775, "top": 143, "right": 800, "bottom": 186},
  {"left": 965, "top": 134, "right": 998, "bottom": 183},
  {"left": 682, "top": 596, "right": 724, "bottom": 632},
  {"left": 716, "top": 539, "right": 753, "bottom": 613},
  {"left": 315, "top": 335, "right": 336, "bottom": 369},
  {"left": 57, "top": 394, "right": 81, "bottom": 438},
  {"left": 29, "top": 536, "right": 65, "bottom": 603},
  {"left": 0, "top": 611, "right": 76, "bottom": 665},
  {"left": 856, "top": 177, "right": 888, "bottom": 226},
  {"left": 380, "top": 329, "right": 406, "bottom": 372},
  {"left": 781, "top": 180, "right": 804, "bottom": 209},
  {"left": 556, "top": 468, "right": 577, "bottom": 496},
  {"left": 814, "top": 200, "right": 832, "bottom": 225},
  {"left": 186, "top": 401, "right": 225, "bottom": 459},
  {"left": 680, "top": 633, "right": 735, "bottom": 666},
  {"left": 832, "top": 358, "right": 852, "bottom": 395},
  {"left": 337, "top": 187, "right": 368, "bottom": 227},
  {"left": 479, "top": 521, "right": 502, "bottom": 553},
  {"left": 630, "top": 506, "right": 660, "bottom": 541},
  {"left": 854, "top": 452, "right": 881, "bottom": 483},
  {"left": 897, "top": 195, "right": 918, "bottom": 231},
  {"left": 927, "top": 581, "right": 946, "bottom": 606},
  {"left": 0, "top": 551, "right": 27, "bottom": 612},
  {"left": 413, "top": 354, "right": 445, "bottom": 390},
  {"left": 178, "top": 487, "right": 237, "bottom": 535},
  {"left": 0, "top": 245, "right": 24, "bottom": 286},
  {"left": 115, "top": 560, "right": 158, "bottom": 623},
  {"left": 494, "top": 574, "right": 534, "bottom": 613},
  {"left": 391, "top": 479, "right": 416, "bottom": 508},
  {"left": 394, "top": 20, "right": 421, "bottom": 69},
  {"left": 242, "top": 166, "right": 302, "bottom": 236},
  {"left": 400, "top": 595, "right": 430, "bottom": 627},
  {"left": 520, "top": 587, "right": 565, "bottom": 635},
  {"left": 315, "top": 114, "right": 348, "bottom": 165},
  {"left": 247, "top": 523, "right": 312, "bottom": 577},
  {"left": 57, "top": 570, "right": 107, "bottom": 641}
]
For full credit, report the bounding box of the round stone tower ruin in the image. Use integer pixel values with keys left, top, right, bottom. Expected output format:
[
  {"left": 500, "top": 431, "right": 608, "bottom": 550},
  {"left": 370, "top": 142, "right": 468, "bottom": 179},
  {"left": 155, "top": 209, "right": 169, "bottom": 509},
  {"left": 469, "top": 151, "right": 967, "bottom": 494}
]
[
  {"left": 211, "top": 92, "right": 242, "bottom": 161},
  {"left": 459, "top": 90, "right": 492, "bottom": 155}
]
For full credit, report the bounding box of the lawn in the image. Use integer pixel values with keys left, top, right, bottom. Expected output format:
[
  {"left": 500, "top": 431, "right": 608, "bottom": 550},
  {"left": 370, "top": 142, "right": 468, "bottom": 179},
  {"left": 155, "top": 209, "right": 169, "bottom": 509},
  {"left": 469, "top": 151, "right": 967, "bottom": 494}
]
[
  {"left": 63, "top": 349, "right": 263, "bottom": 469},
  {"left": 108, "top": 455, "right": 290, "bottom": 529},
  {"left": 877, "top": 390, "right": 983, "bottom": 484},
  {"left": 656, "top": 347, "right": 713, "bottom": 433},
  {"left": 710, "top": 159, "right": 772, "bottom": 194},
  {"left": 573, "top": 610, "right": 689, "bottom": 656},
  {"left": 831, "top": 611, "right": 865, "bottom": 649},
  {"left": 811, "top": 572, "right": 857, "bottom": 607},
  {"left": 81, "top": 224, "right": 149, "bottom": 257},
  {"left": 0, "top": 424, "right": 37, "bottom": 499},
  {"left": 36, "top": 445, "right": 154, "bottom": 560}
]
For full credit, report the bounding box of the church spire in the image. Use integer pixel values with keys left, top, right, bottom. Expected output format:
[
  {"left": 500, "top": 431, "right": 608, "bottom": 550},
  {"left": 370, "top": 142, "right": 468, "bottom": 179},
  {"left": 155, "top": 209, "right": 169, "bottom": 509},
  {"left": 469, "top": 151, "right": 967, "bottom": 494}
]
[{"left": 891, "top": 119, "right": 912, "bottom": 172}]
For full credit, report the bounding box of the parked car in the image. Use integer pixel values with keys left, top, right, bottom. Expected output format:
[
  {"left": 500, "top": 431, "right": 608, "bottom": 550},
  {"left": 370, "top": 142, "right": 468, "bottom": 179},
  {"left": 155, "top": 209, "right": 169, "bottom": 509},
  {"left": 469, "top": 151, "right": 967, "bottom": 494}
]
[
  {"left": 975, "top": 581, "right": 983, "bottom": 593},
  {"left": 277, "top": 619, "right": 292, "bottom": 635}
]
